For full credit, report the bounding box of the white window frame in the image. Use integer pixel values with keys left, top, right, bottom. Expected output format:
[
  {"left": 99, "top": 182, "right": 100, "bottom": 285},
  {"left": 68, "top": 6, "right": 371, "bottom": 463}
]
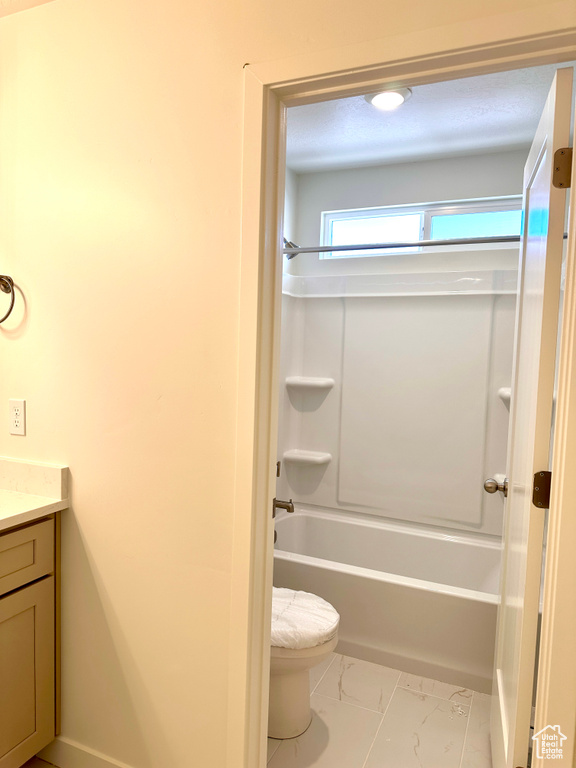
[{"left": 320, "top": 195, "right": 523, "bottom": 259}]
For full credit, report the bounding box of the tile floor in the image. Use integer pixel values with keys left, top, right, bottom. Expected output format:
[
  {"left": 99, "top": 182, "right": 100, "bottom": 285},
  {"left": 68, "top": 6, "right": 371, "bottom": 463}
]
[
  {"left": 267, "top": 653, "right": 492, "bottom": 768},
  {"left": 21, "top": 657, "right": 492, "bottom": 768}
]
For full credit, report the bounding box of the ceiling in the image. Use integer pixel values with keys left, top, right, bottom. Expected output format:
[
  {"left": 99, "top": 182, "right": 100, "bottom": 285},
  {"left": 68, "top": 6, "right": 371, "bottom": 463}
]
[{"left": 286, "top": 63, "right": 576, "bottom": 173}]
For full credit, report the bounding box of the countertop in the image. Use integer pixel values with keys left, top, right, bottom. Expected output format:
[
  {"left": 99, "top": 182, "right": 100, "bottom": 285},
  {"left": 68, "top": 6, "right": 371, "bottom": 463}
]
[
  {"left": 0, "top": 489, "right": 68, "bottom": 531},
  {"left": 0, "top": 457, "right": 69, "bottom": 532}
]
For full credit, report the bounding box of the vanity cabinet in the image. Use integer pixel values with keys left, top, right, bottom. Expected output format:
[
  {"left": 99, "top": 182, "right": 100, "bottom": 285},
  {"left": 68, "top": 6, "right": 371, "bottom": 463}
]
[{"left": 0, "top": 516, "right": 59, "bottom": 768}]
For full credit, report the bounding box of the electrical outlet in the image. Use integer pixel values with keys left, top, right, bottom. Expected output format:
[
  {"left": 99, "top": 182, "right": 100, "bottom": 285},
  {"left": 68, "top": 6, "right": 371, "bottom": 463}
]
[{"left": 9, "top": 399, "right": 26, "bottom": 436}]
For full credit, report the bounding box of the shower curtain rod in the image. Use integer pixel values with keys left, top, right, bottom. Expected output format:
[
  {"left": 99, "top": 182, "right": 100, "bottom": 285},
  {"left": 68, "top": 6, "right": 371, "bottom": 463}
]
[{"left": 283, "top": 235, "right": 522, "bottom": 258}]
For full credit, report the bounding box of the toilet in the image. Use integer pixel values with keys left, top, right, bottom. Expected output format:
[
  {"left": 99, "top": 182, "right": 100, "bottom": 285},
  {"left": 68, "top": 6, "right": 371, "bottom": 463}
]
[{"left": 269, "top": 587, "right": 340, "bottom": 739}]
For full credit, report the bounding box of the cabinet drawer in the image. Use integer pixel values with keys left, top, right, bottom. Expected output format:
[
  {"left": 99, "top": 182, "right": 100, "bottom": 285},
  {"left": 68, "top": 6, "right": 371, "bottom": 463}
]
[{"left": 0, "top": 519, "right": 54, "bottom": 596}]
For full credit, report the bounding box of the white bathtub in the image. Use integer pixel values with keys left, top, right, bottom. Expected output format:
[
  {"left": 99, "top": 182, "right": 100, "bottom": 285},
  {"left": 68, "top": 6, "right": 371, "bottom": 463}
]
[{"left": 273, "top": 506, "right": 500, "bottom": 693}]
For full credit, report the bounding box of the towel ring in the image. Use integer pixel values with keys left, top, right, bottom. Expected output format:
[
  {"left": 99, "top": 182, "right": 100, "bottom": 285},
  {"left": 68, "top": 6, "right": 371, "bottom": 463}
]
[{"left": 0, "top": 276, "right": 15, "bottom": 323}]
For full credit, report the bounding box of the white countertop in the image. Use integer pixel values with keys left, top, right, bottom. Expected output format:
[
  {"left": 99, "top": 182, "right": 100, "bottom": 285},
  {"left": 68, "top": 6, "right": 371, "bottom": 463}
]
[
  {"left": 0, "top": 489, "right": 68, "bottom": 531},
  {"left": 0, "top": 457, "right": 69, "bottom": 532}
]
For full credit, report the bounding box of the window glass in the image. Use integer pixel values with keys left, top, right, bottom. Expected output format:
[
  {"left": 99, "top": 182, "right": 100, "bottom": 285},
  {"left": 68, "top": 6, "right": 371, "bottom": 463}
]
[
  {"left": 320, "top": 197, "right": 522, "bottom": 260},
  {"left": 329, "top": 213, "right": 422, "bottom": 257},
  {"left": 430, "top": 210, "right": 523, "bottom": 241}
]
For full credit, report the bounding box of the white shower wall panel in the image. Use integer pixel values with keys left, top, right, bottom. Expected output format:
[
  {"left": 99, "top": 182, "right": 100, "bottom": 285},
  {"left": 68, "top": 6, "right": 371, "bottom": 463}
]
[
  {"left": 280, "top": 296, "right": 344, "bottom": 501},
  {"left": 339, "top": 295, "right": 491, "bottom": 527},
  {"left": 277, "top": 289, "right": 515, "bottom": 536},
  {"left": 277, "top": 294, "right": 306, "bottom": 461}
]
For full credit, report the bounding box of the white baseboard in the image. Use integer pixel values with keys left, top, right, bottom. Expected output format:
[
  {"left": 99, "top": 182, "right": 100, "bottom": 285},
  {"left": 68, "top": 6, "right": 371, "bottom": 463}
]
[{"left": 38, "top": 736, "right": 135, "bottom": 768}]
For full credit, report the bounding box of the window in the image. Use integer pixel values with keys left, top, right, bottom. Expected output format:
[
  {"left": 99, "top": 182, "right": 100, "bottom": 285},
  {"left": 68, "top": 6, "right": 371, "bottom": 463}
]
[{"left": 320, "top": 197, "right": 522, "bottom": 259}]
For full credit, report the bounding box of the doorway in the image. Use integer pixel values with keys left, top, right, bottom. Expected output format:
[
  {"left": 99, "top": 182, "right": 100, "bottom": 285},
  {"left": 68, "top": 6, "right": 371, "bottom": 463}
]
[
  {"left": 269, "top": 63, "right": 572, "bottom": 768},
  {"left": 232, "top": 33, "right": 576, "bottom": 768}
]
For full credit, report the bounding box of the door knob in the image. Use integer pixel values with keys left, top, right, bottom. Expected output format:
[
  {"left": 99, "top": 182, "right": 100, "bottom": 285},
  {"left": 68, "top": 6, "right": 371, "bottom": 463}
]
[{"left": 484, "top": 477, "right": 508, "bottom": 497}]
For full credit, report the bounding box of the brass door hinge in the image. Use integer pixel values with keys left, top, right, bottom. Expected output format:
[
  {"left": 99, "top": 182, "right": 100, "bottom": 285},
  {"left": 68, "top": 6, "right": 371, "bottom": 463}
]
[
  {"left": 553, "top": 147, "right": 572, "bottom": 188},
  {"left": 533, "top": 471, "right": 552, "bottom": 509}
]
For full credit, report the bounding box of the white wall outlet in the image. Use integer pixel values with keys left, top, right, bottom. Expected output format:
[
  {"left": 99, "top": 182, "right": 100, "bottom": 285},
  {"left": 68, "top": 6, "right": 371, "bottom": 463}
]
[{"left": 9, "top": 399, "right": 26, "bottom": 436}]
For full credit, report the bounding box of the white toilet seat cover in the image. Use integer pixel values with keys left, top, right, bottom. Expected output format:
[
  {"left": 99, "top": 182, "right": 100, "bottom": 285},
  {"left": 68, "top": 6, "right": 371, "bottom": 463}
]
[{"left": 271, "top": 587, "right": 340, "bottom": 650}]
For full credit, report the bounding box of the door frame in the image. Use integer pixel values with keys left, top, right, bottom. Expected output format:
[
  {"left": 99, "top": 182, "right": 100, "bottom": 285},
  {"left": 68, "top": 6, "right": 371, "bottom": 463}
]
[
  {"left": 230, "top": 24, "right": 576, "bottom": 768},
  {"left": 532, "top": 150, "right": 576, "bottom": 767}
]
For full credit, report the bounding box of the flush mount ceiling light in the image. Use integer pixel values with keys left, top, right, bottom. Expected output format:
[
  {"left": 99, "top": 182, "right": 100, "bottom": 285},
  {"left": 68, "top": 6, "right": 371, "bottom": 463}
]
[{"left": 365, "top": 88, "right": 412, "bottom": 111}]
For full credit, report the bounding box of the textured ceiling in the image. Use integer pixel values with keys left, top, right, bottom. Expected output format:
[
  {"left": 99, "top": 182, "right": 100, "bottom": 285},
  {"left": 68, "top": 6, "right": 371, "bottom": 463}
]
[{"left": 286, "top": 63, "right": 576, "bottom": 173}]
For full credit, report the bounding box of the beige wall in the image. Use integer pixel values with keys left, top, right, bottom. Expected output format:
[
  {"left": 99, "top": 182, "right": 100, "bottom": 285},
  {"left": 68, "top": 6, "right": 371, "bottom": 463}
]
[{"left": 0, "top": 1, "right": 573, "bottom": 766}]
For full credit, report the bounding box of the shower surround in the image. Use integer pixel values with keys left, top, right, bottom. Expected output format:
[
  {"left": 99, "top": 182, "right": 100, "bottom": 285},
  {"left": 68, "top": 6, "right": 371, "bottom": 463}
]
[{"left": 274, "top": 264, "right": 516, "bottom": 688}]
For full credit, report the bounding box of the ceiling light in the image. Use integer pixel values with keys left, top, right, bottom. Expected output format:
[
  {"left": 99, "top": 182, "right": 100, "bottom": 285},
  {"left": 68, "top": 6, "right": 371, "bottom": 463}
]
[{"left": 365, "top": 88, "right": 412, "bottom": 111}]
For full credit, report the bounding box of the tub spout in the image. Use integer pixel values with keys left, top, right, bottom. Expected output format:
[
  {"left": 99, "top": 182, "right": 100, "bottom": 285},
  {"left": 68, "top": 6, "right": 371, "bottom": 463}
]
[{"left": 273, "top": 498, "right": 294, "bottom": 517}]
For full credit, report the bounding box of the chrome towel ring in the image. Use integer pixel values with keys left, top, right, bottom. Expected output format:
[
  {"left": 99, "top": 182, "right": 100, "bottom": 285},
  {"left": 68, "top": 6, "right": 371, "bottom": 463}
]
[{"left": 0, "top": 276, "right": 15, "bottom": 323}]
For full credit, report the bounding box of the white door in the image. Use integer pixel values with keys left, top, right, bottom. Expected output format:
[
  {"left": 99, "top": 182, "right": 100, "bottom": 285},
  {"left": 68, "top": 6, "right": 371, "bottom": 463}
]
[{"left": 491, "top": 67, "right": 573, "bottom": 768}]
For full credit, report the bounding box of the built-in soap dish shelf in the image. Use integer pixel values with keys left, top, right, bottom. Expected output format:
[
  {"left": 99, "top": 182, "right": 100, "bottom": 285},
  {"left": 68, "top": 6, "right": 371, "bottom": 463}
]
[
  {"left": 285, "top": 376, "right": 335, "bottom": 390},
  {"left": 283, "top": 449, "right": 332, "bottom": 466},
  {"left": 498, "top": 387, "right": 512, "bottom": 410}
]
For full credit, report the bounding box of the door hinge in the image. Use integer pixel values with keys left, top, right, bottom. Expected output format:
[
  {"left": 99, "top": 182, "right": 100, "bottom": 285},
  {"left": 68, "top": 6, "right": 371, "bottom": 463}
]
[
  {"left": 532, "top": 471, "right": 552, "bottom": 509},
  {"left": 552, "top": 147, "right": 572, "bottom": 188}
]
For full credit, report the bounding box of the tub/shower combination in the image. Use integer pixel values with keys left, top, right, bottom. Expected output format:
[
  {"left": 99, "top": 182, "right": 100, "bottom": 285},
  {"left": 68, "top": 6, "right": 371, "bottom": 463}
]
[
  {"left": 274, "top": 505, "right": 500, "bottom": 693},
  {"left": 274, "top": 265, "right": 515, "bottom": 694}
]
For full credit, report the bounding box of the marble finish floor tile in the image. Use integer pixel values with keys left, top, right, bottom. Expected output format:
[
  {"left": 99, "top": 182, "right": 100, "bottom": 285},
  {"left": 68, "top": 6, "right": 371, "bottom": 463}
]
[
  {"left": 462, "top": 692, "right": 492, "bottom": 768},
  {"left": 364, "top": 687, "right": 470, "bottom": 768},
  {"left": 397, "top": 671, "right": 474, "bottom": 705},
  {"left": 315, "top": 654, "right": 400, "bottom": 713},
  {"left": 310, "top": 651, "right": 337, "bottom": 692},
  {"left": 268, "top": 693, "right": 383, "bottom": 768}
]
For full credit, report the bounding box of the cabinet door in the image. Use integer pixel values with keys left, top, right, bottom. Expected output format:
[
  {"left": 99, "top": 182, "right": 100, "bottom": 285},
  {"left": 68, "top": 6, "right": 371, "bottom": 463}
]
[{"left": 0, "top": 577, "right": 55, "bottom": 768}]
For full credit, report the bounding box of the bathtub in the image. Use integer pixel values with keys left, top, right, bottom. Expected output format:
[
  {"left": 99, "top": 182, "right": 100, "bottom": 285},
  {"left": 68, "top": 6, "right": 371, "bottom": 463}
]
[{"left": 273, "top": 506, "right": 500, "bottom": 693}]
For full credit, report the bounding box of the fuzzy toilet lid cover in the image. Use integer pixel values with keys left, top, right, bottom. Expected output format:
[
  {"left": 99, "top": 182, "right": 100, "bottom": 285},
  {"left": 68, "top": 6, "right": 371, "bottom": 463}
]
[{"left": 271, "top": 587, "right": 340, "bottom": 650}]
